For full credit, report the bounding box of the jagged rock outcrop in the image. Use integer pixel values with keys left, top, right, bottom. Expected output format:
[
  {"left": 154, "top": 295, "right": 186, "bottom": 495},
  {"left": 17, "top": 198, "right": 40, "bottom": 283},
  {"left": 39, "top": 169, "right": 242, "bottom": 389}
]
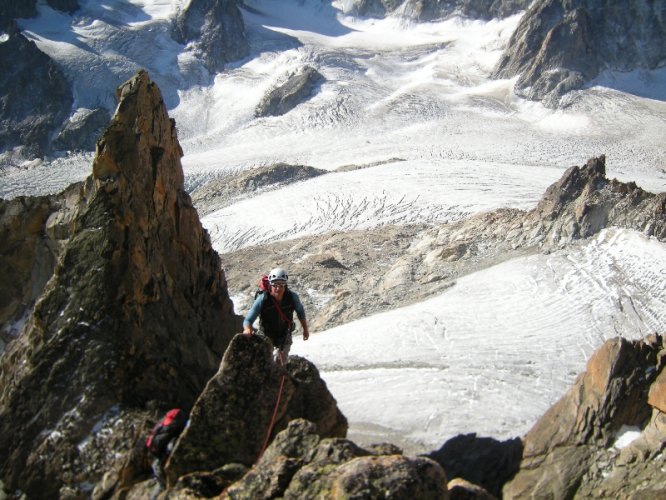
[
  {"left": 172, "top": 0, "right": 249, "bottom": 74},
  {"left": 0, "top": 70, "right": 240, "bottom": 498},
  {"left": 164, "top": 333, "right": 347, "bottom": 484},
  {"left": 503, "top": 334, "right": 666, "bottom": 498},
  {"left": 493, "top": 0, "right": 666, "bottom": 107},
  {"left": 52, "top": 107, "right": 111, "bottom": 152},
  {"left": 0, "top": 27, "right": 73, "bottom": 159},
  {"left": 0, "top": 4, "right": 36, "bottom": 30},
  {"left": 225, "top": 419, "right": 449, "bottom": 499},
  {"left": 191, "top": 162, "right": 327, "bottom": 216},
  {"left": 223, "top": 155, "right": 665, "bottom": 332},
  {"left": 255, "top": 66, "right": 325, "bottom": 118},
  {"left": 0, "top": 0, "right": 78, "bottom": 26},
  {"left": 0, "top": 180, "right": 83, "bottom": 345},
  {"left": 345, "top": 0, "right": 531, "bottom": 20}
]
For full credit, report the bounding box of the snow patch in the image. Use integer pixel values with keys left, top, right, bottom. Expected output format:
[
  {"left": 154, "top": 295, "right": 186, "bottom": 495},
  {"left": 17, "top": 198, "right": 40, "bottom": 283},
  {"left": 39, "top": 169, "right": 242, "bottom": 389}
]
[{"left": 613, "top": 425, "right": 642, "bottom": 449}]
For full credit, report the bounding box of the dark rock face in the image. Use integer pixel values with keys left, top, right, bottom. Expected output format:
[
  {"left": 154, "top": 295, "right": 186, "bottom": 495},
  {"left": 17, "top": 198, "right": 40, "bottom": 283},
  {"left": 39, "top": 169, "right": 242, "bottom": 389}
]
[
  {"left": 0, "top": 180, "right": 84, "bottom": 345},
  {"left": 255, "top": 66, "right": 325, "bottom": 118},
  {"left": 0, "top": 70, "right": 240, "bottom": 498},
  {"left": 172, "top": 0, "right": 249, "bottom": 74},
  {"left": 429, "top": 434, "right": 522, "bottom": 498},
  {"left": 403, "top": 0, "right": 532, "bottom": 20},
  {"left": 347, "top": 0, "right": 530, "bottom": 20},
  {"left": 52, "top": 107, "right": 111, "bottom": 152},
  {"left": 503, "top": 334, "right": 665, "bottom": 499},
  {"left": 0, "top": 29, "right": 73, "bottom": 158},
  {"left": 164, "top": 334, "right": 347, "bottom": 484},
  {"left": 46, "top": 0, "right": 79, "bottom": 14},
  {"left": 0, "top": 3, "right": 37, "bottom": 29},
  {"left": 494, "top": 0, "right": 666, "bottom": 107},
  {"left": 0, "top": 0, "right": 78, "bottom": 24}
]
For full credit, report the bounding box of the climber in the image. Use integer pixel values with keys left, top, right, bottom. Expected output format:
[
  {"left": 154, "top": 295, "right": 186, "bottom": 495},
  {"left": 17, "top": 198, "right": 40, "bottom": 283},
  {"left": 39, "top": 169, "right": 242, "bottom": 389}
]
[
  {"left": 243, "top": 267, "right": 309, "bottom": 362},
  {"left": 146, "top": 408, "right": 188, "bottom": 486}
]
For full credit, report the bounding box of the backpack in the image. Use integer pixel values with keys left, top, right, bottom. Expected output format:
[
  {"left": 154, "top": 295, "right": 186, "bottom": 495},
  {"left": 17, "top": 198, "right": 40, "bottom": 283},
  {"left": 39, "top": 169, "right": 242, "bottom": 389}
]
[
  {"left": 146, "top": 408, "right": 188, "bottom": 458},
  {"left": 255, "top": 274, "right": 271, "bottom": 299}
]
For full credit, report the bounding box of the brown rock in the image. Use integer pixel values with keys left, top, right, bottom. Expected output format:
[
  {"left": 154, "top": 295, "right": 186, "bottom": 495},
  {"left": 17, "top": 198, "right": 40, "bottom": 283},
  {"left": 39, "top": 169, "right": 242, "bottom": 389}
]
[
  {"left": 648, "top": 367, "right": 666, "bottom": 413},
  {"left": 503, "top": 336, "right": 661, "bottom": 499},
  {"left": 165, "top": 334, "right": 346, "bottom": 486},
  {"left": 448, "top": 477, "right": 497, "bottom": 500},
  {"left": 0, "top": 70, "right": 240, "bottom": 498}
]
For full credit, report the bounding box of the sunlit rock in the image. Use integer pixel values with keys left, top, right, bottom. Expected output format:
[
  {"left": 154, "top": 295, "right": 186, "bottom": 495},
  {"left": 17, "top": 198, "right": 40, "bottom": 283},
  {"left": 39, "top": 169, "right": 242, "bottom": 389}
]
[
  {"left": 503, "top": 334, "right": 664, "bottom": 499},
  {"left": 164, "top": 333, "right": 347, "bottom": 485},
  {"left": 0, "top": 70, "right": 240, "bottom": 498}
]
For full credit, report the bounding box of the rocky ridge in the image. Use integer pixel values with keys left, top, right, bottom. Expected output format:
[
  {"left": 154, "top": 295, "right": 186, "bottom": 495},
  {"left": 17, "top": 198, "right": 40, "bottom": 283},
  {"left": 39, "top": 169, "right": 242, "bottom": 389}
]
[
  {"left": 344, "top": 0, "right": 531, "bottom": 20},
  {"left": 190, "top": 162, "right": 327, "bottom": 217},
  {"left": 222, "top": 155, "right": 666, "bottom": 332},
  {"left": 0, "top": 71, "right": 240, "bottom": 498},
  {"left": 255, "top": 65, "right": 326, "bottom": 118},
  {"left": 493, "top": 0, "right": 666, "bottom": 107}
]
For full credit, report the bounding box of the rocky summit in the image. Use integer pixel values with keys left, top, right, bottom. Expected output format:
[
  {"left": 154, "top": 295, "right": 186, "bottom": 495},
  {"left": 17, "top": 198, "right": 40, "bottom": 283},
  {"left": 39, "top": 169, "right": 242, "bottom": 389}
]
[{"left": 0, "top": 70, "right": 239, "bottom": 498}]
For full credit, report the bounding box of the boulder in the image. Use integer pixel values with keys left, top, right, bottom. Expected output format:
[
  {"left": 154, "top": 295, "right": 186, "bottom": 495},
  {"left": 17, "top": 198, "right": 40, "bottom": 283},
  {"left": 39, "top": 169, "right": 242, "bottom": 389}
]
[
  {"left": 448, "top": 477, "right": 498, "bottom": 500},
  {"left": 164, "top": 333, "right": 347, "bottom": 484},
  {"left": 502, "top": 335, "right": 664, "bottom": 499},
  {"left": 225, "top": 418, "right": 449, "bottom": 499},
  {"left": 0, "top": 70, "right": 240, "bottom": 498}
]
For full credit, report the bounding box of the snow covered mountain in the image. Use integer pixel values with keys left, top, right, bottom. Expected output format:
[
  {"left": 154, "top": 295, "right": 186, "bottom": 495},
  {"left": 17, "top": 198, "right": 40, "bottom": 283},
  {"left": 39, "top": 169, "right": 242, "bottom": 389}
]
[{"left": 2, "top": 0, "right": 666, "bottom": 458}]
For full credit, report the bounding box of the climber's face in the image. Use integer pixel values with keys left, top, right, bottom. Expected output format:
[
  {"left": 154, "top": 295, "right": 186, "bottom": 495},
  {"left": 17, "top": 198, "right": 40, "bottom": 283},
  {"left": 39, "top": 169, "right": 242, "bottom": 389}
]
[{"left": 270, "top": 282, "right": 286, "bottom": 300}]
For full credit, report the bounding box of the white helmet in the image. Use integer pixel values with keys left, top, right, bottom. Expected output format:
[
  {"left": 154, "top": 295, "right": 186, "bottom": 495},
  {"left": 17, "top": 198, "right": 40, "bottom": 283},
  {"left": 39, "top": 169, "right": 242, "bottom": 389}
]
[{"left": 268, "top": 267, "right": 288, "bottom": 283}]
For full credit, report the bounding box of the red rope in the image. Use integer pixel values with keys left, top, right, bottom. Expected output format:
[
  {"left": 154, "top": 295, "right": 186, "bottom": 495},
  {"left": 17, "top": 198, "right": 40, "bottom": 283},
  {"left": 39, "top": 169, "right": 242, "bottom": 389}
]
[{"left": 256, "top": 352, "right": 287, "bottom": 462}]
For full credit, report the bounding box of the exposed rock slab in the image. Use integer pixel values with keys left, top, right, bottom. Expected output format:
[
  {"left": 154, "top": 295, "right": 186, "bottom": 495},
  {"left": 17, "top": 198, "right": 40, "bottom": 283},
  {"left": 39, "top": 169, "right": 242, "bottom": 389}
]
[
  {"left": 255, "top": 65, "right": 325, "bottom": 117},
  {"left": 0, "top": 70, "right": 240, "bottom": 498},
  {"left": 225, "top": 419, "right": 449, "bottom": 499}
]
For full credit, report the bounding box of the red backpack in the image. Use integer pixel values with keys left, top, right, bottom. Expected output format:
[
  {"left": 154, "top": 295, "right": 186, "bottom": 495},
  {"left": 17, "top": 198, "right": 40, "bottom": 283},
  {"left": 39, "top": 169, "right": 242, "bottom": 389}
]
[{"left": 146, "top": 409, "right": 188, "bottom": 458}]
